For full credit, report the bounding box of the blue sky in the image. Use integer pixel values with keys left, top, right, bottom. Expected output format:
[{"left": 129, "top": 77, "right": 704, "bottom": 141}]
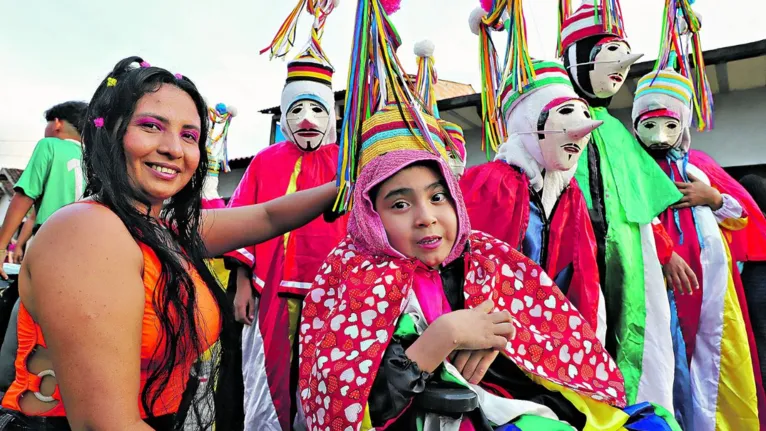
[{"left": 1, "top": 0, "right": 764, "bottom": 169}]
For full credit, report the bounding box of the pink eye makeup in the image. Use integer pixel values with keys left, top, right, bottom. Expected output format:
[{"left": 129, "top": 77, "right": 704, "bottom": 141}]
[
  {"left": 135, "top": 117, "right": 165, "bottom": 131},
  {"left": 182, "top": 129, "right": 200, "bottom": 142}
]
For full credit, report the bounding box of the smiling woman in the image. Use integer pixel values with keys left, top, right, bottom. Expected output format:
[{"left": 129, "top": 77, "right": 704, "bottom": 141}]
[{"left": 0, "top": 56, "right": 339, "bottom": 430}]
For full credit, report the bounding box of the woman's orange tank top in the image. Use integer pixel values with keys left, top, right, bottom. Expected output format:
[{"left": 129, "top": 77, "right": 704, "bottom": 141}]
[{"left": 1, "top": 221, "right": 221, "bottom": 418}]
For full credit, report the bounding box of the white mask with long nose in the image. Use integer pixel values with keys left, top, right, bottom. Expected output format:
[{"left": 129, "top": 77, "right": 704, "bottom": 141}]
[
  {"left": 588, "top": 40, "right": 643, "bottom": 98},
  {"left": 536, "top": 99, "right": 602, "bottom": 171}
]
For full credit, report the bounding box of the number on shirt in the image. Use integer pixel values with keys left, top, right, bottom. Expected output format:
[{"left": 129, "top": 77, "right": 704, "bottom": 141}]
[{"left": 67, "top": 158, "right": 84, "bottom": 201}]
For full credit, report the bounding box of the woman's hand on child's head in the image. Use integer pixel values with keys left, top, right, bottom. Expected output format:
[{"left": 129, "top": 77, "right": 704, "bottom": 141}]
[
  {"left": 451, "top": 349, "right": 500, "bottom": 385},
  {"left": 441, "top": 299, "right": 515, "bottom": 351}
]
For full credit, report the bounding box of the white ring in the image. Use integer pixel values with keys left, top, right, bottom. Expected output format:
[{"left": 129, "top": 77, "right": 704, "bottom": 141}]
[{"left": 33, "top": 369, "right": 57, "bottom": 403}]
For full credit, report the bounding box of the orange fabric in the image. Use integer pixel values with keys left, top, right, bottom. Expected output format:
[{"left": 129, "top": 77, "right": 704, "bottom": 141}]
[{"left": 1, "top": 241, "right": 221, "bottom": 418}]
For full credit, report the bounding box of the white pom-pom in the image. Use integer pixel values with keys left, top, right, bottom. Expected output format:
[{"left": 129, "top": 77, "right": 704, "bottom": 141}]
[
  {"left": 413, "top": 40, "right": 435, "bottom": 58},
  {"left": 227, "top": 106, "right": 238, "bottom": 117},
  {"left": 693, "top": 10, "right": 703, "bottom": 30},
  {"left": 679, "top": 10, "right": 703, "bottom": 35},
  {"left": 469, "top": 7, "right": 486, "bottom": 36}
]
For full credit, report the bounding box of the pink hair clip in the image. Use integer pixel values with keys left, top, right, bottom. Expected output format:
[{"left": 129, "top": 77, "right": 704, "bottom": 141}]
[
  {"left": 140, "top": 61, "right": 151, "bottom": 68},
  {"left": 93, "top": 117, "right": 105, "bottom": 128},
  {"left": 174, "top": 73, "right": 183, "bottom": 80}
]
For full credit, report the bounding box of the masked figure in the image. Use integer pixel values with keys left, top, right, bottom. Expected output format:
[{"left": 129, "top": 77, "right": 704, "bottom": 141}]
[
  {"left": 634, "top": 61, "right": 766, "bottom": 431},
  {"left": 461, "top": 19, "right": 607, "bottom": 346},
  {"left": 559, "top": 0, "right": 684, "bottom": 409},
  {"left": 225, "top": 5, "right": 348, "bottom": 428}
]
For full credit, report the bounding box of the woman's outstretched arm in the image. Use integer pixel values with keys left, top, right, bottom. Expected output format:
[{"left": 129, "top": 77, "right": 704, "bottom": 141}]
[{"left": 200, "top": 182, "right": 337, "bottom": 257}]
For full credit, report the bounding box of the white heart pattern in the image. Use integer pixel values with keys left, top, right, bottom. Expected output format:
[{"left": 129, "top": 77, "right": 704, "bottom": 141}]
[
  {"left": 330, "top": 315, "right": 346, "bottom": 331},
  {"left": 348, "top": 313, "right": 358, "bottom": 323},
  {"left": 340, "top": 368, "right": 355, "bottom": 383},
  {"left": 345, "top": 403, "right": 363, "bottom": 423},
  {"left": 524, "top": 296, "right": 534, "bottom": 308},
  {"left": 344, "top": 325, "right": 359, "bottom": 339},
  {"left": 596, "top": 363, "right": 608, "bottom": 381},
  {"left": 544, "top": 296, "right": 557, "bottom": 309},
  {"left": 539, "top": 273, "right": 553, "bottom": 287},
  {"left": 372, "top": 284, "right": 386, "bottom": 299},
  {"left": 559, "top": 345, "right": 571, "bottom": 363},
  {"left": 361, "top": 310, "right": 377, "bottom": 327},
  {"left": 318, "top": 381, "right": 327, "bottom": 394},
  {"left": 331, "top": 348, "right": 344, "bottom": 361},
  {"left": 568, "top": 364, "right": 578, "bottom": 379},
  {"left": 376, "top": 330, "right": 388, "bottom": 342},
  {"left": 530, "top": 304, "right": 542, "bottom": 318},
  {"left": 511, "top": 298, "right": 525, "bottom": 314},
  {"left": 361, "top": 329, "right": 372, "bottom": 338},
  {"left": 543, "top": 311, "right": 553, "bottom": 321},
  {"left": 573, "top": 350, "right": 584, "bottom": 365},
  {"left": 359, "top": 359, "right": 373, "bottom": 374},
  {"left": 355, "top": 376, "right": 368, "bottom": 386},
  {"left": 569, "top": 316, "right": 582, "bottom": 330},
  {"left": 501, "top": 264, "right": 513, "bottom": 277},
  {"left": 310, "top": 288, "right": 325, "bottom": 303},
  {"left": 318, "top": 356, "right": 328, "bottom": 369},
  {"left": 346, "top": 351, "right": 359, "bottom": 361},
  {"left": 377, "top": 301, "right": 389, "bottom": 314}
]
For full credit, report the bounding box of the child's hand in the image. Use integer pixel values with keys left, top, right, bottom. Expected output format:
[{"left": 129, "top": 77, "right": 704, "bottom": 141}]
[
  {"left": 440, "top": 299, "right": 515, "bottom": 351},
  {"left": 451, "top": 349, "right": 500, "bottom": 385}
]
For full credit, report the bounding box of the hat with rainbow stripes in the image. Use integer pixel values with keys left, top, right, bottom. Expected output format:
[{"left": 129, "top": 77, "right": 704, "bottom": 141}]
[{"left": 500, "top": 60, "right": 574, "bottom": 120}]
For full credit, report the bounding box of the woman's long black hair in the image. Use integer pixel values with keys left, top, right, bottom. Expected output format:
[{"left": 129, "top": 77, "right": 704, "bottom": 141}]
[{"left": 81, "top": 56, "right": 242, "bottom": 429}]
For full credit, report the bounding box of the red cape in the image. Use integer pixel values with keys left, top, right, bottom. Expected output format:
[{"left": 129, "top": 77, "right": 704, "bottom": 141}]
[
  {"left": 688, "top": 150, "right": 766, "bottom": 262},
  {"left": 460, "top": 161, "right": 602, "bottom": 335},
  {"left": 299, "top": 232, "right": 625, "bottom": 431}
]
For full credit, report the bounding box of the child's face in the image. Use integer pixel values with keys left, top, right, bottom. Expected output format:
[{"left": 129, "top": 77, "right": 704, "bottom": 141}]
[{"left": 374, "top": 164, "right": 458, "bottom": 268}]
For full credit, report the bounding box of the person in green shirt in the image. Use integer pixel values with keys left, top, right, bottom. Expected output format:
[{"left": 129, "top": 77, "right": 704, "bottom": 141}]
[{"left": 0, "top": 101, "right": 88, "bottom": 279}]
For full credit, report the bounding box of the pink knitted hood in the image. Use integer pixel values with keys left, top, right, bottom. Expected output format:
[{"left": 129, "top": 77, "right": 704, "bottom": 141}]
[{"left": 347, "top": 150, "right": 471, "bottom": 266}]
